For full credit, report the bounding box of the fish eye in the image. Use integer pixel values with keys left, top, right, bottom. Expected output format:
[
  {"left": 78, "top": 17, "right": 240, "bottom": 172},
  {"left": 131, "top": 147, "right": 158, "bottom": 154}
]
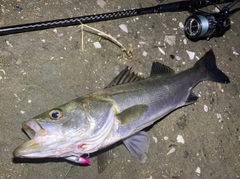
[{"left": 49, "top": 109, "right": 63, "bottom": 120}]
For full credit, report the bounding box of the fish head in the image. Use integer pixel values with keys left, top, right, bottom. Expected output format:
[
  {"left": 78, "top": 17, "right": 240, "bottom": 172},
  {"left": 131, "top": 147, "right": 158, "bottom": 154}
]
[{"left": 13, "top": 100, "right": 95, "bottom": 159}]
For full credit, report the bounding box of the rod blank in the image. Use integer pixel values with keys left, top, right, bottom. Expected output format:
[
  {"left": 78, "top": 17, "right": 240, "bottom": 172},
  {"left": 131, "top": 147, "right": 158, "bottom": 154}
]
[{"left": 0, "top": 0, "right": 232, "bottom": 36}]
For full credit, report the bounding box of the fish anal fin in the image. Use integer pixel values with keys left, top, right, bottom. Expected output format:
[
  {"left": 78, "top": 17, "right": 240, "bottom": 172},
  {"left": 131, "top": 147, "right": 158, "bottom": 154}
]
[
  {"left": 150, "top": 62, "right": 175, "bottom": 77},
  {"left": 185, "top": 91, "right": 198, "bottom": 105},
  {"left": 116, "top": 105, "right": 148, "bottom": 125},
  {"left": 105, "top": 67, "right": 144, "bottom": 88},
  {"left": 123, "top": 131, "right": 150, "bottom": 163}
]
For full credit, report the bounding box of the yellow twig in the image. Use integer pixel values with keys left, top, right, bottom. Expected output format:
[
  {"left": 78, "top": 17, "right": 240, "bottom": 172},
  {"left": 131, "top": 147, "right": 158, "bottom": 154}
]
[{"left": 79, "top": 23, "right": 133, "bottom": 58}]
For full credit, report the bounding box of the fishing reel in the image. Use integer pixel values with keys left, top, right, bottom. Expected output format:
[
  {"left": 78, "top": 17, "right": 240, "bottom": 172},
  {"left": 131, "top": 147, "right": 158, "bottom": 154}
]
[
  {"left": 184, "top": 0, "right": 239, "bottom": 41},
  {"left": 184, "top": 13, "right": 230, "bottom": 41}
]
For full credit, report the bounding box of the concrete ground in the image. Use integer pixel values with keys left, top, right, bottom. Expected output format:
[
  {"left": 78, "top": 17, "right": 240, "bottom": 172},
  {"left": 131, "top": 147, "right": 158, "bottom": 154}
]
[{"left": 0, "top": 0, "right": 239, "bottom": 178}]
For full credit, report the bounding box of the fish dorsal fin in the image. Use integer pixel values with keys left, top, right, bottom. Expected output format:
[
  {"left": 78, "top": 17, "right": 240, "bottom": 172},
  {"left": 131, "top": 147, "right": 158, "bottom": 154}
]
[
  {"left": 150, "top": 62, "right": 175, "bottom": 76},
  {"left": 105, "top": 67, "right": 144, "bottom": 88}
]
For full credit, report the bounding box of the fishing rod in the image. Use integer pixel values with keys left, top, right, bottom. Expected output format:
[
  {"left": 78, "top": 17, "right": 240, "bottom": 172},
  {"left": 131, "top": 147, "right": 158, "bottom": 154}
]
[{"left": 0, "top": 0, "right": 239, "bottom": 41}]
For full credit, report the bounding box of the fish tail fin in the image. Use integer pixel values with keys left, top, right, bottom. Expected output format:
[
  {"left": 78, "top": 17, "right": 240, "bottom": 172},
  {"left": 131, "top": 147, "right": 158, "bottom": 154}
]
[{"left": 195, "top": 49, "right": 230, "bottom": 84}]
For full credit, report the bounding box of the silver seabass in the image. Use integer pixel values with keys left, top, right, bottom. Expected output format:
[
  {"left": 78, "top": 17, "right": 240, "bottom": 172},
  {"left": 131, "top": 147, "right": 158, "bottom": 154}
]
[{"left": 13, "top": 50, "right": 230, "bottom": 164}]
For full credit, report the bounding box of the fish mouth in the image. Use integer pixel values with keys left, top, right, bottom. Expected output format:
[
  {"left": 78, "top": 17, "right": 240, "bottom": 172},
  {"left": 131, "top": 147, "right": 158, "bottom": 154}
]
[
  {"left": 22, "top": 120, "right": 46, "bottom": 139},
  {"left": 13, "top": 120, "right": 61, "bottom": 158}
]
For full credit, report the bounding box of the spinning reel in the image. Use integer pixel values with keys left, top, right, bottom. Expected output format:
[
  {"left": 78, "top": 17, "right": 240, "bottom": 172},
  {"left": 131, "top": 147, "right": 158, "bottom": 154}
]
[{"left": 184, "top": 0, "right": 240, "bottom": 40}]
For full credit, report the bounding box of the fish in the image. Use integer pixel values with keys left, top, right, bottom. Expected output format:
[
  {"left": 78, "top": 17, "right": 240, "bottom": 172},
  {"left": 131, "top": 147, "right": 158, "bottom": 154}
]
[{"left": 13, "top": 49, "right": 230, "bottom": 166}]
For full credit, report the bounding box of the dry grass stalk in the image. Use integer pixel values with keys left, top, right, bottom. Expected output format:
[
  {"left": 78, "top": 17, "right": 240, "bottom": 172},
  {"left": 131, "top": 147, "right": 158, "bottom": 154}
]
[{"left": 80, "top": 23, "right": 133, "bottom": 59}]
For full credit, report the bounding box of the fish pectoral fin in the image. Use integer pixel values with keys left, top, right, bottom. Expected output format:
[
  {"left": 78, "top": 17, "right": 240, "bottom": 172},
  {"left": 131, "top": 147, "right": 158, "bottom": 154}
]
[
  {"left": 185, "top": 91, "right": 198, "bottom": 105},
  {"left": 116, "top": 105, "right": 148, "bottom": 125},
  {"left": 123, "top": 131, "right": 150, "bottom": 163}
]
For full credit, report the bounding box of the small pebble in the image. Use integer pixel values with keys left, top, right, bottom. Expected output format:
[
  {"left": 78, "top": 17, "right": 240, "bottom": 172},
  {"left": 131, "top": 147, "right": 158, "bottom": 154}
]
[
  {"left": 14, "top": 6, "right": 23, "bottom": 12},
  {"left": 93, "top": 42, "right": 101, "bottom": 48},
  {"left": 6, "top": 41, "right": 13, "bottom": 47},
  {"left": 57, "top": 32, "right": 63, "bottom": 37},
  {"left": 183, "top": 38, "right": 187, "bottom": 45},
  {"left": 186, "top": 50, "right": 195, "bottom": 60},
  {"left": 163, "top": 136, "right": 169, "bottom": 140},
  {"left": 158, "top": 47, "right": 165, "bottom": 55},
  {"left": 164, "top": 35, "right": 176, "bottom": 46},
  {"left": 216, "top": 113, "right": 222, "bottom": 122},
  {"left": 14, "top": 93, "right": 21, "bottom": 101},
  {"left": 179, "top": 22, "right": 184, "bottom": 29},
  {"left": 214, "top": 7, "right": 220, "bottom": 13},
  {"left": 16, "top": 59, "right": 22, "bottom": 65},
  {"left": 216, "top": 113, "right": 222, "bottom": 119},
  {"left": 170, "top": 54, "right": 175, "bottom": 59},
  {"left": 156, "top": 57, "right": 163, "bottom": 61},
  {"left": 176, "top": 135, "right": 185, "bottom": 144},
  {"left": 167, "top": 147, "right": 176, "bottom": 155},
  {"left": 139, "top": 41, "right": 146, "bottom": 45},
  {"left": 142, "top": 51, "right": 148, "bottom": 57},
  {"left": 195, "top": 167, "right": 201, "bottom": 176},
  {"left": 119, "top": 24, "right": 128, "bottom": 33},
  {"left": 152, "top": 137, "right": 158, "bottom": 143},
  {"left": 53, "top": 29, "right": 57, "bottom": 33},
  {"left": 183, "top": 151, "right": 189, "bottom": 158},
  {"left": 204, "top": 105, "right": 208, "bottom": 112},
  {"left": 176, "top": 56, "right": 181, "bottom": 60},
  {"left": 232, "top": 46, "right": 239, "bottom": 56}
]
